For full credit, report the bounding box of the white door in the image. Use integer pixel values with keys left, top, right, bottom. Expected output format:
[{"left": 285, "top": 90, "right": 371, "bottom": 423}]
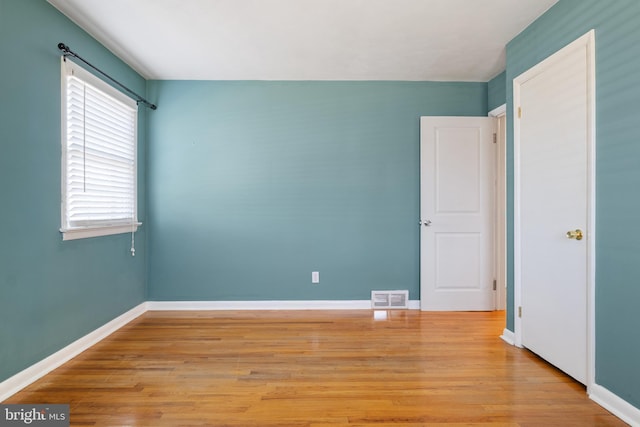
[
  {"left": 514, "top": 31, "right": 595, "bottom": 385},
  {"left": 420, "top": 117, "right": 495, "bottom": 311}
]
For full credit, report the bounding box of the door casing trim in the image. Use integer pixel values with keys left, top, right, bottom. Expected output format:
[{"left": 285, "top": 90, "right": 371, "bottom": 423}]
[{"left": 489, "top": 105, "right": 506, "bottom": 311}]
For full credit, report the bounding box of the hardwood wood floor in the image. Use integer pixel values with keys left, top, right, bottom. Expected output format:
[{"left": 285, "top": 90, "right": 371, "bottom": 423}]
[{"left": 4, "top": 310, "right": 626, "bottom": 426}]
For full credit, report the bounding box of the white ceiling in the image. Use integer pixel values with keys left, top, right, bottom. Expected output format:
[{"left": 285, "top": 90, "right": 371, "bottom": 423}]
[{"left": 48, "top": 0, "right": 558, "bottom": 81}]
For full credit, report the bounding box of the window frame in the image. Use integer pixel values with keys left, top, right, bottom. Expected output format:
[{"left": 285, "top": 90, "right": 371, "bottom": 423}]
[{"left": 60, "top": 57, "right": 140, "bottom": 241}]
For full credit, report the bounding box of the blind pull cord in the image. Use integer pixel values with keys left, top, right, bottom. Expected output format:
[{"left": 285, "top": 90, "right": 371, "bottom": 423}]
[
  {"left": 130, "top": 180, "right": 136, "bottom": 256},
  {"left": 131, "top": 185, "right": 136, "bottom": 257}
]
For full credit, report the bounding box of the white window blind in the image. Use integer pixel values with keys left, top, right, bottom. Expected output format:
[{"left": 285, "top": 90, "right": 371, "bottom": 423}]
[{"left": 61, "top": 58, "right": 139, "bottom": 240}]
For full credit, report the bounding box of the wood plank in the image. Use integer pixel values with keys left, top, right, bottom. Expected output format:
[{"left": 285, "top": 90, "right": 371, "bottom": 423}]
[{"left": 3, "top": 311, "right": 626, "bottom": 426}]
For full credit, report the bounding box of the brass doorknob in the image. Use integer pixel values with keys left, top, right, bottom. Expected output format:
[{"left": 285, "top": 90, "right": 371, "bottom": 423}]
[{"left": 566, "top": 229, "right": 583, "bottom": 240}]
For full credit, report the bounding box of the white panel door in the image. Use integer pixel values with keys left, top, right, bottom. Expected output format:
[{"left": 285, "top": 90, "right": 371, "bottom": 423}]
[
  {"left": 515, "top": 31, "right": 594, "bottom": 385},
  {"left": 420, "top": 117, "right": 495, "bottom": 311}
]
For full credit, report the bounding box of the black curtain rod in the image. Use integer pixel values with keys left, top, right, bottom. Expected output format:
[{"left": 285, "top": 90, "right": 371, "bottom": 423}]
[{"left": 58, "top": 43, "right": 157, "bottom": 110}]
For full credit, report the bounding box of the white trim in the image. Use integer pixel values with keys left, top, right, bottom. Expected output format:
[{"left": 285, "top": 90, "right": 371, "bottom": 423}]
[
  {"left": 586, "top": 29, "right": 597, "bottom": 397},
  {"left": 411, "top": 302, "right": 422, "bottom": 310},
  {"left": 61, "top": 223, "right": 141, "bottom": 241},
  {"left": 513, "top": 30, "right": 596, "bottom": 384},
  {"left": 147, "top": 300, "right": 421, "bottom": 311},
  {"left": 590, "top": 384, "right": 640, "bottom": 427},
  {"left": 0, "top": 302, "right": 146, "bottom": 402},
  {"left": 500, "top": 328, "right": 515, "bottom": 346},
  {"left": 489, "top": 105, "right": 507, "bottom": 311},
  {"left": 488, "top": 103, "right": 506, "bottom": 117},
  {"left": 513, "top": 72, "right": 523, "bottom": 348}
]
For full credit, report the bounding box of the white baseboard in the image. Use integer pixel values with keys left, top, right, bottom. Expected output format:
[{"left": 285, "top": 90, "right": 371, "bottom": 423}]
[
  {"left": 589, "top": 383, "right": 640, "bottom": 427},
  {"left": 147, "top": 300, "right": 421, "bottom": 311},
  {"left": 500, "top": 328, "right": 515, "bottom": 346},
  {"left": 0, "top": 302, "right": 147, "bottom": 402}
]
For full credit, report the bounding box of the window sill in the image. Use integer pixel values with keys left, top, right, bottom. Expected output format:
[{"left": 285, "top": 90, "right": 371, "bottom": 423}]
[{"left": 61, "top": 223, "right": 142, "bottom": 241}]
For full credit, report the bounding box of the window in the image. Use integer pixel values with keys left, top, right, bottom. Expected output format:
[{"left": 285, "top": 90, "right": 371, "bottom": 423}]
[{"left": 60, "top": 58, "right": 139, "bottom": 240}]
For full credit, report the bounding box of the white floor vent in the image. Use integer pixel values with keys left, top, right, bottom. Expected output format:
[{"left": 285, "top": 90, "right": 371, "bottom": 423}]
[{"left": 371, "top": 290, "right": 409, "bottom": 309}]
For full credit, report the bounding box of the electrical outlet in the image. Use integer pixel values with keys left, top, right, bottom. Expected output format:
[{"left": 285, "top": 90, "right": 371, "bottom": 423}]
[{"left": 312, "top": 271, "right": 320, "bottom": 284}]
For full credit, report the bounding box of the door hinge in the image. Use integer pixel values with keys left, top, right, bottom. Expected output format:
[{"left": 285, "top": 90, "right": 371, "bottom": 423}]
[
  {"left": 518, "top": 306, "right": 522, "bottom": 318},
  {"left": 493, "top": 133, "right": 497, "bottom": 144},
  {"left": 518, "top": 107, "right": 522, "bottom": 118},
  {"left": 492, "top": 279, "right": 497, "bottom": 291}
]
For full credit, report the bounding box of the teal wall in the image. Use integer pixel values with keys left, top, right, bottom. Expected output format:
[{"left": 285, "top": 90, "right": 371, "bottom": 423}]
[
  {"left": 0, "top": 0, "right": 147, "bottom": 383},
  {"left": 487, "top": 71, "right": 506, "bottom": 112},
  {"left": 147, "top": 81, "right": 487, "bottom": 301},
  {"left": 505, "top": 0, "right": 640, "bottom": 407}
]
